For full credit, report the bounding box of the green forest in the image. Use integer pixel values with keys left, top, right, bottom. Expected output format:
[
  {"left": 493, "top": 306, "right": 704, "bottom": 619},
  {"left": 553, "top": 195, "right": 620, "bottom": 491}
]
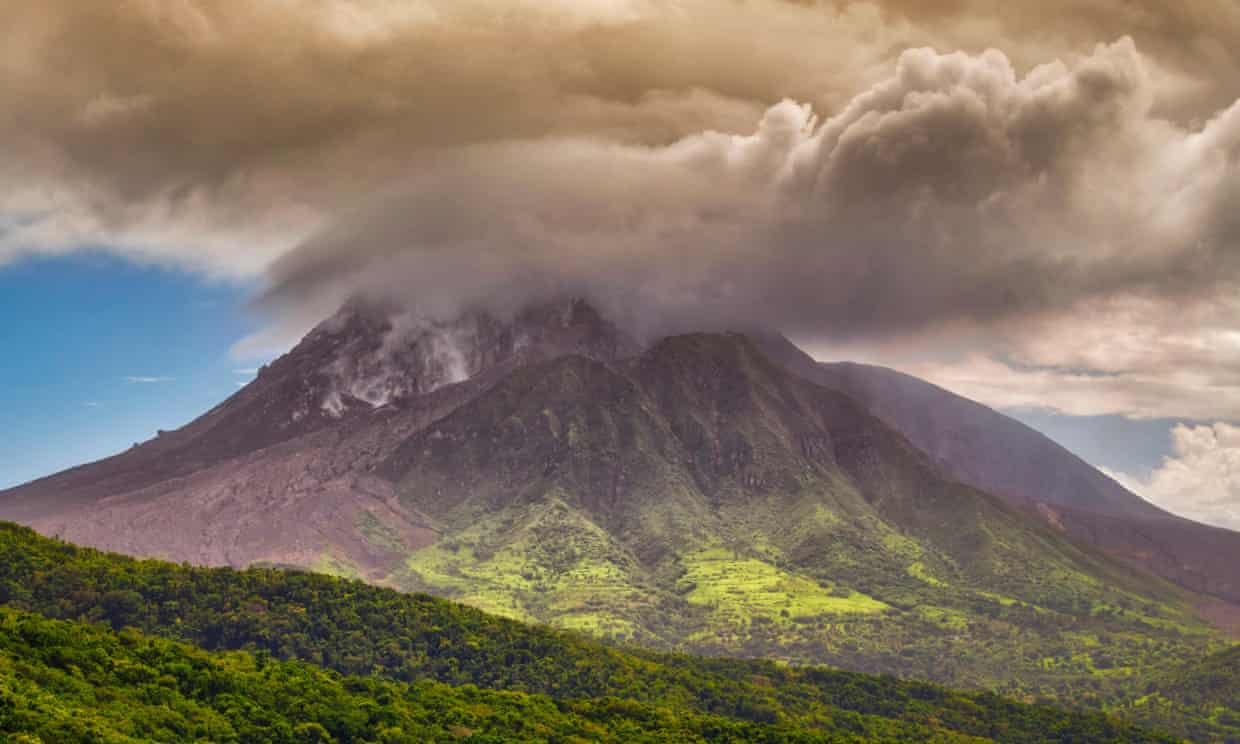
[
  {"left": 1112, "top": 645, "right": 1240, "bottom": 743},
  {"left": 0, "top": 523, "right": 1213, "bottom": 743},
  {"left": 0, "top": 606, "right": 974, "bottom": 743}
]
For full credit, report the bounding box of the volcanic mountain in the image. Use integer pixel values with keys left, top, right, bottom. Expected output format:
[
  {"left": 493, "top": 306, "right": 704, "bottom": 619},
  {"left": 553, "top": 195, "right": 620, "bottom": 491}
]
[
  {"left": 0, "top": 299, "right": 638, "bottom": 569},
  {"left": 1, "top": 299, "right": 1235, "bottom": 693},
  {"left": 755, "top": 334, "right": 1240, "bottom": 606}
]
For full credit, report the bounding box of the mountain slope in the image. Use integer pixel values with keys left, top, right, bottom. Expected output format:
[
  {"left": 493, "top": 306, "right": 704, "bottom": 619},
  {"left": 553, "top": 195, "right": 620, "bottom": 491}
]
[
  {"left": 0, "top": 299, "right": 637, "bottom": 571},
  {"left": 0, "top": 303, "right": 1229, "bottom": 710},
  {"left": 0, "top": 523, "right": 1184, "bottom": 744},
  {"left": 1111, "top": 644, "right": 1240, "bottom": 743},
  {"left": 375, "top": 333, "right": 1221, "bottom": 692},
  {"left": 754, "top": 334, "right": 1240, "bottom": 606}
]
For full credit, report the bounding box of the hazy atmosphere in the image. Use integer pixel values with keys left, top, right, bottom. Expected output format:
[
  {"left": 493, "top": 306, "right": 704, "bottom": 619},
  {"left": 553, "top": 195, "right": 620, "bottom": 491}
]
[
  {"left": 4, "top": 5, "right": 1240, "bottom": 742},
  {"left": 4, "top": 0, "right": 1240, "bottom": 530}
]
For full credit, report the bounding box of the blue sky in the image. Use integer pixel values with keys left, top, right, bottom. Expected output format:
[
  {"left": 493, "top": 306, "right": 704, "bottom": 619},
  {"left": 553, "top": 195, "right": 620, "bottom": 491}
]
[
  {"left": 0, "top": 254, "right": 266, "bottom": 490},
  {"left": 1003, "top": 410, "right": 1175, "bottom": 482}
]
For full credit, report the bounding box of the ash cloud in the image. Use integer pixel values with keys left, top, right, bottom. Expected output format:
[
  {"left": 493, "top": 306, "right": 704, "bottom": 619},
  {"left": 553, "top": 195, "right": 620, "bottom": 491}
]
[
  {"left": 6, "top": 0, "right": 1240, "bottom": 273},
  {"left": 0, "top": 0, "right": 912, "bottom": 272},
  {"left": 260, "top": 40, "right": 1240, "bottom": 351},
  {"left": 7, "top": 0, "right": 1240, "bottom": 424}
]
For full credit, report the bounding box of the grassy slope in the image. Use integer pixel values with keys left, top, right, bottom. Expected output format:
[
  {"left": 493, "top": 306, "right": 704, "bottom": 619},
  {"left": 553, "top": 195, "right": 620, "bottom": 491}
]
[
  {"left": 0, "top": 522, "right": 1174, "bottom": 744},
  {"left": 378, "top": 336, "right": 1225, "bottom": 704}
]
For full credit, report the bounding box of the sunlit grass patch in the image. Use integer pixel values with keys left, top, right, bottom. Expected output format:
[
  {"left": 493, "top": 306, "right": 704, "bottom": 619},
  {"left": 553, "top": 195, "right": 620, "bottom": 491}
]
[
  {"left": 678, "top": 548, "right": 888, "bottom": 626},
  {"left": 907, "top": 561, "right": 945, "bottom": 586}
]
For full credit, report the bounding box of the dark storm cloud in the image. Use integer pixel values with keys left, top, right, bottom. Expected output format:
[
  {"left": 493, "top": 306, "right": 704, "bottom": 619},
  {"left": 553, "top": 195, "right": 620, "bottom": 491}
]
[
  {"left": 6, "top": 0, "right": 1240, "bottom": 422},
  {"left": 5, "top": 0, "right": 1239, "bottom": 273},
  {"left": 0, "top": 0, "right": 918, "bottom": 271},
  {"left": 258, "top": 41, "right": 1240, "bottom": 347}
]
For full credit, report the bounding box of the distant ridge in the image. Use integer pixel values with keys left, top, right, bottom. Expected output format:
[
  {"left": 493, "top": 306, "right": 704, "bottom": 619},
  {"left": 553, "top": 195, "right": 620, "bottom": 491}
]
[{"left": 754, "top": 332, "right": 1240, "bottom": 605}]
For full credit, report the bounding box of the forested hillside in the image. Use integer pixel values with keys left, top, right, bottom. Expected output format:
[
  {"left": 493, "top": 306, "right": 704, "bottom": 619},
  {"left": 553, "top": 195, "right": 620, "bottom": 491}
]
[
  {"left": 0, "top": 607, "right": 987, "bottom": 743},
  {"left": 0, "top": 523, "right": 1185, "bottom": 743},
  {"left": 1110, "top": 645, "right": 1240, "bottom": 743}
]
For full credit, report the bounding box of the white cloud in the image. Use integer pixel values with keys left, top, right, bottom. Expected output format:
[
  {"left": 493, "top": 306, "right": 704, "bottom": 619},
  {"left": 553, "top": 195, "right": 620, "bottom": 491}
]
[
  {"left": 1102, "top": 423, "right": 1240, "bottom": 531},
  {"left": 124, "top": 376, "right": 173, "bottom": 384},
  {"left": 805, "top": 294, "right": 1240, "bottom": 421}
]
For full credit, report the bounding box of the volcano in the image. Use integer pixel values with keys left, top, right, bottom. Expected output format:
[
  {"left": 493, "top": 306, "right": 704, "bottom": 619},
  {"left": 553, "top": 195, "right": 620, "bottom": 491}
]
[{"left": 2, "top": 299, "right": 1235, "bottom": 690}]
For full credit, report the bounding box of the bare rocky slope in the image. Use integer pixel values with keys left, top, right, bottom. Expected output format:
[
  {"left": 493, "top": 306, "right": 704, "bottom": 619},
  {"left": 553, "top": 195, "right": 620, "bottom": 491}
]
[{"left": 0, "top": 299, "right": 638, "bottom": 570}]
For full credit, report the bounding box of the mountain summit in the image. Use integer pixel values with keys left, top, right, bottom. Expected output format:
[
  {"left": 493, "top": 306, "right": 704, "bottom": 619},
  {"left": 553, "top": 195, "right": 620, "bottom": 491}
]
[
  {"left": 0, "top": 299, "right": 637, "bottom": 569},
  {"left": 1, "top": 300, "right": 1234, "bottom": 693}
]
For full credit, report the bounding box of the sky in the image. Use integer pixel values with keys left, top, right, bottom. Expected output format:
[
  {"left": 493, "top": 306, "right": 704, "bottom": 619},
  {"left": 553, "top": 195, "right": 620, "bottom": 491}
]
[
  {"left": 2, "top": 0, "right": 1240, "bottom": 530},
  {"left": 0, "top": 255, "right": 264, "bottom": 489}
]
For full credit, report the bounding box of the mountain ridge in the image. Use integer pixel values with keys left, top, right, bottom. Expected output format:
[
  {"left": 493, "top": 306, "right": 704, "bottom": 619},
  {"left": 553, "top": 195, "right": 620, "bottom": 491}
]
[
  {"left": 0, "top": 299, "right": 637, "bottom": 570},
  {"left": 752, "top": 333, "right": 1240, "bottom": 605},
  {"left": 0, "top": 300, "right": 1233, "bottom": 712}
]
